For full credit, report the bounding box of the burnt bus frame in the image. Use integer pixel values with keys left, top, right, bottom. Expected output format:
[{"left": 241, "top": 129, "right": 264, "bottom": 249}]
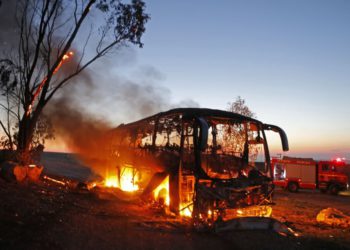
[{"left": 112, "top": 108, "right": 289, "bottom": 216}]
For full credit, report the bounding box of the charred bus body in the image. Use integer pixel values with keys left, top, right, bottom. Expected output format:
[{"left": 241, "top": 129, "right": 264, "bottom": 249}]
[{"left": 109, "top": 108, "right": 289, "bottom": 225}]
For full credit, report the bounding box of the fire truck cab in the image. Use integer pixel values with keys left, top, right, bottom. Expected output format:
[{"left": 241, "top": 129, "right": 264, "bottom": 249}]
[
  {"left": 272, "top": 157, "right": 349, "bottom": 195},
  {"left": 318, "top": 159, "right": 349, "bottom": 194}
]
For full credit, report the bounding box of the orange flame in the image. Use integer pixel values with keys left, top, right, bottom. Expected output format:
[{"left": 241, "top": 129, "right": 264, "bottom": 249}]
[
  {"left": 55, "top": 51, "right": 74, "bottom": 73},
  {"left": 153, "top": 175, "right": 170, "bottom": 205},
  {"left": 26, "top": 51, "right": 74, "bottom": 116},
  {"left": 180, "top": 205, "right": 193, "bottom": 217},
  {"left": 119, "top": 167, "right": 139, "bottom": 192},
  {"left": 105, "top": 175, "right": 119, "bottom": 188},
  {"left": 105, "top": 166, "right": 139, "bottom": 192}
]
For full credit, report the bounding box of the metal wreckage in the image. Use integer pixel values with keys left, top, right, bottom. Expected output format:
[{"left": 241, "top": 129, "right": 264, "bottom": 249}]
[{"left": 106, "top": 108, "right": 290, "bottom": 232}]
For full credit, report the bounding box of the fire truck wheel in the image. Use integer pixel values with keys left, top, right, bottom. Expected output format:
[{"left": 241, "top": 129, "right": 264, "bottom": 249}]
[
  {"left": 320, "top": 189, "right": 327, "bottom": 194},
  {"left": 328, "top": 184, "right": 339, "bottom": 195},
  {"left": 287, "top": 182, "right": 299, "bottom": 193}
]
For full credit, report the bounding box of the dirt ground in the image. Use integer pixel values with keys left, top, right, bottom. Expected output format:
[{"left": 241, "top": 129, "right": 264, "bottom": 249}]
[{"left": 1, "top": 174, "right": 349, "bottom": 250}]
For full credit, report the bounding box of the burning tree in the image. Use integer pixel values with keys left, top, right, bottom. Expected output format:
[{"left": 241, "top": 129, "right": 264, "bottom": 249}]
[{"left": 0, "top": 0, "right": 149, "bottom": 163}]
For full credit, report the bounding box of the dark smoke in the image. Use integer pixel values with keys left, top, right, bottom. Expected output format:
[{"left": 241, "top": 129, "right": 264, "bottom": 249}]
[
  {"left": 46, "top": 94, "right": 112, "bottom": 174},
  {"left": 0, "top": 1, "right": 199, "bottom": 176},
  {"left": 45, "top": 62, "right": 199, "bottom": 176},
  {"left": 0, "top": 1, "right": 18, "bottom": 52}
]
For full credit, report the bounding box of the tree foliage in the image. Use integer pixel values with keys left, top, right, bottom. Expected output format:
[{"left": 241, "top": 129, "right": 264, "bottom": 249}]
[
  {"left": 227, "top": 96, "right": 255, "bottom": 118},
  {"left": 0, "top": 59, "right": 20, "bottom": 150},
  {"left": 224, "top": 96, "right": 256, "bottom": 157},
  {"left": 0, "top": 0, "right": 149, "bottom": 162}
]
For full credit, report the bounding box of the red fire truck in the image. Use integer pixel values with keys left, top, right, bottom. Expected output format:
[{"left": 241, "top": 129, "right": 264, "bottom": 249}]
[{"left": 271, "top": 157, "right": 349, "bottom": 195}]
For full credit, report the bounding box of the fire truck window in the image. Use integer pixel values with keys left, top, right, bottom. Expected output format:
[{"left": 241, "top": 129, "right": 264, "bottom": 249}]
[{"left": 274, "top": 163, "right": 285, "bottom": 180}]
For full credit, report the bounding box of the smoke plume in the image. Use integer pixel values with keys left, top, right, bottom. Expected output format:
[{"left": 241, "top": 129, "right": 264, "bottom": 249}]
[
  {"left": 0, "top": 1, "right": 19, "bottom": 53},
  {"left": 45, "top": 62, "right": 199, "bottom": 176}
]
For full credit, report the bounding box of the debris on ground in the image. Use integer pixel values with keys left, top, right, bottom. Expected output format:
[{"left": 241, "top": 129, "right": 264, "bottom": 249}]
[
  {"left": 214, "top": 217, "right": 299, "bottom": 237},
  {"left": 1, "top": 171, "right": 350, "bottom": 249},
  {"left": 316, "top": 208, "right": 350, "bottom": 228}
]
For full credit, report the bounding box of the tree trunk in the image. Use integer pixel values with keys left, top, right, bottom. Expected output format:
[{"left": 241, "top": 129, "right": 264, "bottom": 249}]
[
  {"left": 17, "top": 109, "right": 41, "bottom": 164},
  {"left": 17, "top": 116, "right": 32, "bottom": 164}
]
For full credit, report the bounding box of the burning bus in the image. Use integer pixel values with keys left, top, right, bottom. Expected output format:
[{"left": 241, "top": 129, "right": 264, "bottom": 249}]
[{"left": 105, "top": 108, "right": 289, "bottom": 226}]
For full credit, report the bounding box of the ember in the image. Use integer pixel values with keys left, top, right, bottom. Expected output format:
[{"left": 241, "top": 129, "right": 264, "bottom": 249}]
[{"left": 43, "top": 175, "right": 66, "bottom": 186}]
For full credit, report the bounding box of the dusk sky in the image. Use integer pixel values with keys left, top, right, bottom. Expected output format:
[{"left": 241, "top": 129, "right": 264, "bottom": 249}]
[
  {"left": 86, "top": 0, "right": 349, "bottom": 160},
  {"left": 2, "top": 1, "right": 348, "bottom": 160}
]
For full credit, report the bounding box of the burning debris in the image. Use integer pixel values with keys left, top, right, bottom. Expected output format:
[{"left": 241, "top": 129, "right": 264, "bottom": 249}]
[
  {"left": 2, "top": 169, "right": 350, "bottom": 249},
  {"left": 42, "top": 174, "right": 98, "bottom": 194},
  {"left": 214, "top": 217, "right": 299, "bottom": 237},
  {"left": 43, "top": 175, "right": 67, "bottom": 186}
]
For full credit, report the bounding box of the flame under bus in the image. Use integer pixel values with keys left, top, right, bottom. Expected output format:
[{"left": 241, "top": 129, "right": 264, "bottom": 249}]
[{"left": 107, "top": 108, "right": 289, "bottom": 226}]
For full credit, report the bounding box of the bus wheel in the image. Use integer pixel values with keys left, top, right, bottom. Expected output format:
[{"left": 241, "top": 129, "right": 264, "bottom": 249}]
[
  {"left": 328, "top": 184, "right": 339, "bottom": 195},
  {"left": 287, "top": 182, "right": 299, "bottom": 193}
]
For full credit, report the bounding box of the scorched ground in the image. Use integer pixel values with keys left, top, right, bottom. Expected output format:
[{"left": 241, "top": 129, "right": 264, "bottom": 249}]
[{"left": 0, "top": 176, "right": 349, "bottom": 250}]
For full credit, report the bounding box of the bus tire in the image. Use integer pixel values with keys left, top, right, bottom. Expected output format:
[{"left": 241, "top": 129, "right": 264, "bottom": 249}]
[
  {"left": 287, "top": 182, "right": 299, "bottom": 193},
  {"left": 328, "top": 184, "right": 339, "bottom": 195}
]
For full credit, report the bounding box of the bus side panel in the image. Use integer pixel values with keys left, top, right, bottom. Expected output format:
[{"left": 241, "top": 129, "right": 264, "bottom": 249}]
[{"left": 169, "top": 170, "right": 180, "bottom": 214}]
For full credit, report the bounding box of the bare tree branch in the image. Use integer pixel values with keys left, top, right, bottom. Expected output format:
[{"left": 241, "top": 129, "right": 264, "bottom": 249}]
[{"left": 0, "top": 0, "right": 149, "bottom": 159}]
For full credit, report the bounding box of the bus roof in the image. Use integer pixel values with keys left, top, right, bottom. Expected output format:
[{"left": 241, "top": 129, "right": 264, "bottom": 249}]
[{"left": 115, "top": 107, "right": 261, "bottom": 129}]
